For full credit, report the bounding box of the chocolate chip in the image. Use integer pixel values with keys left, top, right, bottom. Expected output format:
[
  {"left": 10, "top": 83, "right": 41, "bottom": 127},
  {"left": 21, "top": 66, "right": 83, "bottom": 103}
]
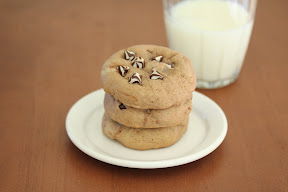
[
  {"left": 124, "top": 50, "right": 136, "bottom": 61},
  {"left": 128, "top": 73, "right": 142, "bottom": 84},
  {"left": 152, "top": 56, "right": 163, "bottom": 62},
  {"left": 117, "top": 66, "right": 129, "bottom": 77},
  {"left": 119, "top": 103, "right": 127, "bottom": 110},
  {"left": 150, "top": 70, "right": 163, "bottom": 80},
  {"left": 152, "top": 56, "right": 174, "bottom": 68},
  {"left": 166, "top": 63, "right": 174, "bottom": 69},
  {"left": 132, "top": 57, "right": 145, "bottom": 68}
]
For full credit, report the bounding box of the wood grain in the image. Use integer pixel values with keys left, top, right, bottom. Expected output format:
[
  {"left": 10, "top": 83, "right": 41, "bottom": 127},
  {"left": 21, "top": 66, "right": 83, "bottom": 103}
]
[{"left": 0, "top": 0, "right": 287, "bottom": 191}]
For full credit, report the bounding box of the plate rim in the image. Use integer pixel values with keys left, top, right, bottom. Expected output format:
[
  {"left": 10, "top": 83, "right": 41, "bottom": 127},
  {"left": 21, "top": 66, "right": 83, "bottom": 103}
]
[{"left": 65, "top": 89, "right": 228, "bottom": 169}]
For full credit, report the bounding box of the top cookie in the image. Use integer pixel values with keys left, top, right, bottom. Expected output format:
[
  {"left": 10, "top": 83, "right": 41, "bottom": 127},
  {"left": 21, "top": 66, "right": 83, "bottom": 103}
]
[{"left": 101, "top": 45, "right": 196, "bottom": 109}]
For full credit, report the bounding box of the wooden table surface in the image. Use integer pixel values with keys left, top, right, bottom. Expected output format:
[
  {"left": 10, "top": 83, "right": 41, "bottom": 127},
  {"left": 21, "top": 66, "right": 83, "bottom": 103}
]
[{"left": 1, "top": 0, "right": 287, "bottom": 191}]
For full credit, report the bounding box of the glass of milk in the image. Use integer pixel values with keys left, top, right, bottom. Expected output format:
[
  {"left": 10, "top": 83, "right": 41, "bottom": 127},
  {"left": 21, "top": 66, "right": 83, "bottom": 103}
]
[{"left": 163, "top": 0, "right": 257, "bottom": 89}]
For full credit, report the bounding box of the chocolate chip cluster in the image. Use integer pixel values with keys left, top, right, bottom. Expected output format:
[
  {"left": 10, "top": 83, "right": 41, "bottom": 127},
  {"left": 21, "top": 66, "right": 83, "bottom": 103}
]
[{"left": 117, "top": 49, "right": 174, "bottom": 85}]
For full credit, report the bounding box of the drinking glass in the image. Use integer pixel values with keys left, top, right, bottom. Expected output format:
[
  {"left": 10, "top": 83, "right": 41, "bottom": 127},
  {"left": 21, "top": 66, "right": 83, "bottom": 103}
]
[{"left": 163, "top": 0, "right": 257, "bottom": 89}]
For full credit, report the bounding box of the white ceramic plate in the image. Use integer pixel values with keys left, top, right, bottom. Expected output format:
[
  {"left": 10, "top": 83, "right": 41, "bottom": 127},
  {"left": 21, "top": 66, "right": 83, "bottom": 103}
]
[{"left": 66, "top": 89, "right": 227, "bottom": 169}]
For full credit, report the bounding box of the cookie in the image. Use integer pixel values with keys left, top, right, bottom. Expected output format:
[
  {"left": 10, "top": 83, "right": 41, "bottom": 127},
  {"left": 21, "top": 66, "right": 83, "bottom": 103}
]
[
  {"left": 102, "top": 113, "right": 188, "bottom": 150},
  {"left": 101, "top": 45, "right": 196, "bottom": 109},
  {"left": 104, "top": 93, "right": 192, "bottom": 128}
]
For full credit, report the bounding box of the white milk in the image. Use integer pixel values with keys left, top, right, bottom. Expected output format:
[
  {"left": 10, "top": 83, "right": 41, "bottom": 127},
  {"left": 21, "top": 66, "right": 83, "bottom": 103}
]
[{"left": 164, "top": 0, "right": 254, "bottom": 82}]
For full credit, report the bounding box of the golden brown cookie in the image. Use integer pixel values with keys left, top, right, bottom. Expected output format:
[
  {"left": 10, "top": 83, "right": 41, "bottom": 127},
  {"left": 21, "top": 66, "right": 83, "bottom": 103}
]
[
  {"left": 104, "top": 93, "right": 192, "bottom": 128},
  {"left": 101, "top": 45, "right": 196, "bottom": 109},
  {"left": 102, "top": 113, "right": 189, "bottom": 150}
]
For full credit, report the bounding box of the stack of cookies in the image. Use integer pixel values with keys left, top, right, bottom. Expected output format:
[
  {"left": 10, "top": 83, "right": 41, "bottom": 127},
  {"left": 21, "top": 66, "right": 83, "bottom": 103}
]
[{"left": 101, "top": 45, "right": 196, "bottom": 150}]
